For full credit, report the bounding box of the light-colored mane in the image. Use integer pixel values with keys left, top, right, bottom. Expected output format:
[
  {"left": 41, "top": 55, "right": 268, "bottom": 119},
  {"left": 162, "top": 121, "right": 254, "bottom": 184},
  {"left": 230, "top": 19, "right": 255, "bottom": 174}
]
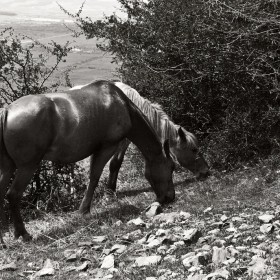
[{"left": 114, "top": 82, "right": 198, "bottom": 149}]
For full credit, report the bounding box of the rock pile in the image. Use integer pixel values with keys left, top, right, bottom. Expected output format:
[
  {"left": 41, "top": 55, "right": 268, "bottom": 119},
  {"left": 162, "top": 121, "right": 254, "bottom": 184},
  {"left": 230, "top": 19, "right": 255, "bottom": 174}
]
[{"left": 74, "top": 207, "right": 280, "bottom": 279}]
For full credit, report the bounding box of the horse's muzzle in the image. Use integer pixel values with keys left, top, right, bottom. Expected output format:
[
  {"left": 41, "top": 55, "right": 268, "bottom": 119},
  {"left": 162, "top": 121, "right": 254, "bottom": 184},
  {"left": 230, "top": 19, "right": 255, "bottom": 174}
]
[{"left": 196, "top": 170, "right": 211, "bottom": 180}]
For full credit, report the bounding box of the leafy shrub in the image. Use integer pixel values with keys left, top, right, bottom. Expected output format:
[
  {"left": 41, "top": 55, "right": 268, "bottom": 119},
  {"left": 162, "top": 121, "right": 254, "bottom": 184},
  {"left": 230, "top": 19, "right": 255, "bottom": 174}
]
[
  {"left": 0, "top": 28, "right": 87, "bottom": 213},
  {"left": 65, "top": 0, "right": 280, "bottom": 169}
]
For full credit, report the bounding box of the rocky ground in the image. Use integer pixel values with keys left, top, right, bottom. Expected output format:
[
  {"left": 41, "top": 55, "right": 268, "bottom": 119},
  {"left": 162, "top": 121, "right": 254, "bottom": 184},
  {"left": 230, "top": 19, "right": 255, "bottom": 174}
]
[{"left": 1, "top": 201, "right": 279, "bottom": 279}]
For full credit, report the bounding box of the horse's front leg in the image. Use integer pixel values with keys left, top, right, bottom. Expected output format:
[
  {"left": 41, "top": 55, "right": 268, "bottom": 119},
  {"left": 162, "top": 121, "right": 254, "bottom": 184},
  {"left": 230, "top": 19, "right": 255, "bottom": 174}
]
[
  {"left": 107, "top": 139, "right": 130, "bottom": 194},
  {"left": 79, "top": 144, "right": 119, "bottom": 215},
  {"left": 6, "top": 166, "right": 37, "bottom": 241}
]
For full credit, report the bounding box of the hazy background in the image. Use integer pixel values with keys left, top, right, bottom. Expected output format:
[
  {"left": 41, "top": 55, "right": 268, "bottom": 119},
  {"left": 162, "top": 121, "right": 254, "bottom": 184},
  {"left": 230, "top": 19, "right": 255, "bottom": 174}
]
[
  {"left": 0, "top": 0, "right": 121, "bottom": 23},
  {"left": 0, "top": 0, "right": 120, "bottom": 86}
]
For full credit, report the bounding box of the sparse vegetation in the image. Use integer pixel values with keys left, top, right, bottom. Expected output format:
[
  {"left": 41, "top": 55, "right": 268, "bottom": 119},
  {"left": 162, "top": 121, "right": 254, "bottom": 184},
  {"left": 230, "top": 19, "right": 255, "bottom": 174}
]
[{"left": 0, "top": 27, "right": 73, "bottom": 102}]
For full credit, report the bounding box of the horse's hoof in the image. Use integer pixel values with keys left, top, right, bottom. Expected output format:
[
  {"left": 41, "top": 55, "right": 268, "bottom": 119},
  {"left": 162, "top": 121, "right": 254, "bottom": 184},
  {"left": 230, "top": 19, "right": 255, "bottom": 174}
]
[
  {"left": 103, "top": 192, "right": 117, "bottom": 202},
  {"left": 77, "top": 208, "right": 91, "bottom": 215},
  {"left": 22, "top": 233, "right": 32, "bottom": 242},
  {"left": 82, "top": 212, "right": 92, "bottom": 219}
]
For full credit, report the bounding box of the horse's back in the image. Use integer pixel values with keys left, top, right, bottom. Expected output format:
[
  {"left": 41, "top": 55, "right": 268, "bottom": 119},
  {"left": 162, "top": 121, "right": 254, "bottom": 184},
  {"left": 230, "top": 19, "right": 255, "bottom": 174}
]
[{"left": 4, "top": 82, "right": 132, "bottom": 165}]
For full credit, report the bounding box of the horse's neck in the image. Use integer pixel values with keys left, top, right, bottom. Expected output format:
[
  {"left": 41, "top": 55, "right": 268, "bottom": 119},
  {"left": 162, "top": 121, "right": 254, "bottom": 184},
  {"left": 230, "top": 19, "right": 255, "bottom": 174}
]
[
  {"left": 124, "top": 87, "right": 178, "bottom": 147},
  {"left": 163, "top": 118, "right": 177, "bottom": 142},
  {"left": 114, "top": 82, "right": 176, "bottom": 158},
  {"left": 161, "top": 120, "right": 181, "bottom": 157},
  {"left": 125, "top": 101, "right": 163, "bottom": 161}
]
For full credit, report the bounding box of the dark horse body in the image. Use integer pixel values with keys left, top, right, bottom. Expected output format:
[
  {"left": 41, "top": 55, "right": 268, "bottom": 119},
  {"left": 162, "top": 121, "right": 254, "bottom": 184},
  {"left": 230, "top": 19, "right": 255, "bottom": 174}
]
[
  {"left": 70, "top": 82, "right": 209, "bottom": 197},
  {"left": 0, "top": 80, "right": 175, "bottom": 246}
]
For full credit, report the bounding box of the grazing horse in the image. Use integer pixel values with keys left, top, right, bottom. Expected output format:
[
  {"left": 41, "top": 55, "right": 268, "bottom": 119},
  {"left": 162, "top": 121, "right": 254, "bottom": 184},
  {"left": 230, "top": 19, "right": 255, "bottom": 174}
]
[
  {"left": 106, "top": 82, "right": 210, "bottom": 194},
  {"left": 70, "top": 82, "right": 209, "bottom": 195},
  {"left": 0, "top": 80, "right": 175, "bottom": 246}
]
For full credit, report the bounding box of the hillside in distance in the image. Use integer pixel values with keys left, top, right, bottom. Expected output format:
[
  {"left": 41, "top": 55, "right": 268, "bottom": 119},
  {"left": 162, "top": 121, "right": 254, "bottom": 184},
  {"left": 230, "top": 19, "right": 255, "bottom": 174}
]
[
  {"left": 1, "top": 20, "right": 117, "bottom": 89},
  {"left": 0, "top": 11, "right": 17, "bottom": 16}
]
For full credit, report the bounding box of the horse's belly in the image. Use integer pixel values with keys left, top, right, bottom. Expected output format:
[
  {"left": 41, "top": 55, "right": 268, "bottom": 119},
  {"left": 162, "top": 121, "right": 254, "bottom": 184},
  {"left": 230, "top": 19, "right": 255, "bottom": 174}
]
[
  {"left": 43, "top": 134, "right": 100, "bottom": 163},
  {"left": 43, "top": 120, "right": 129, "bottom": 163},
  {"left": 44, "top": 150, "right": 91, "bottom": 163}
]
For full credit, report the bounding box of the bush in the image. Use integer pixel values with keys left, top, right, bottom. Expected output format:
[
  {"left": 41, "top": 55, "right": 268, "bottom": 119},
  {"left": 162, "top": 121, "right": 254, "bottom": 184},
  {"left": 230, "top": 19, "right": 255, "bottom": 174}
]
[
  {"left": 0, "top": 28, "right": 87, "bottom": 213},
  {"left": 65, "top": 0, "right": 280, "bottom": 169}
]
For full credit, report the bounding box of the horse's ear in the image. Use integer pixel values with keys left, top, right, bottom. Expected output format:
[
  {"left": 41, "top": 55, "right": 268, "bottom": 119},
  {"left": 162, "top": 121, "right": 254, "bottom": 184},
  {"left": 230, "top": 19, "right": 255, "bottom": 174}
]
[
  {"left": 178, "top": 127, "right": 187, "bottom": 142},
  {"left": 163, "top": 139, "right": 171, "bottom": 158}
]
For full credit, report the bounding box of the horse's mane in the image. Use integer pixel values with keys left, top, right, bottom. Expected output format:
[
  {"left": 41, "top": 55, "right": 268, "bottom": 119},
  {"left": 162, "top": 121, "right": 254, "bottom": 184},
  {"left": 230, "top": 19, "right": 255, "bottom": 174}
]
[{"left": 114, "top": 82, "right": 198, "bottom": 149}]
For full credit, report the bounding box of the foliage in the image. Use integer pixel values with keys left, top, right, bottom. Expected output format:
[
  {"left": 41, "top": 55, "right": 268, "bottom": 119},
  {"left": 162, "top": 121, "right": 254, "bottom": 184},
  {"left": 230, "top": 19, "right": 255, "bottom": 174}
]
[
  {"left": 64, "top": 0, "right": 280, "bottom": 169},
  {"left": 0, "top": 27, "right": 72, "bottom": 103},
  {"left": 0, "top": 28, "right": 87, "bottom": 213}
]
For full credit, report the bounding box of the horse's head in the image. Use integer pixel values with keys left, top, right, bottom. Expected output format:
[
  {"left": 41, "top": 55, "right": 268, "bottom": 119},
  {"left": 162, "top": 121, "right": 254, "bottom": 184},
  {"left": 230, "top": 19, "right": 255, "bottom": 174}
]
[
  {"left": 174, "top": 127, "right": 210, "bottom": 179},
  {"left": 144, "top": 140, "right": 175, "bottom": 204}
]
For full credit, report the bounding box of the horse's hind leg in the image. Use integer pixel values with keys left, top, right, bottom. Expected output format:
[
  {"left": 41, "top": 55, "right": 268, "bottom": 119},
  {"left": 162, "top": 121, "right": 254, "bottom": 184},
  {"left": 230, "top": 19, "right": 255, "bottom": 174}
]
[
  {"left": 0, "top": 159, "right": 15, "bottom": 247},
  {"left": 6, "top": 166, "right": 37, "bottom": 241},
  {"left": 79, "top": 144, "right": 120, "bottom": 214},
  {"left": 0, "top": 167, "right": 15, "bottom": 227},
  {"left": 107, "top": 139, "right": 130, "bottom": 194}
]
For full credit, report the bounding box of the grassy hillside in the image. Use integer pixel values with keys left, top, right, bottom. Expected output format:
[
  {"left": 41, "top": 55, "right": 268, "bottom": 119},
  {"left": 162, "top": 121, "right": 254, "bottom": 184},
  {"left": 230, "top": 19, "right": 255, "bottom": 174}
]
[{"left": 1, "top": 146, "right": 280, "bottom": 279}]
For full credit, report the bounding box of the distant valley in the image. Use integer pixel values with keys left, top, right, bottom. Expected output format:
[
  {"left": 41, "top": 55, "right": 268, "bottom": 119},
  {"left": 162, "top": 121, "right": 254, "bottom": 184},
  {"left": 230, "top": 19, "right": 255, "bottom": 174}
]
[
  {"left": 1, "top": 20, "right": 117, "bottom": 89},
  {"left": 0, "top": 11, "right": 17, "bottom": 16}
]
